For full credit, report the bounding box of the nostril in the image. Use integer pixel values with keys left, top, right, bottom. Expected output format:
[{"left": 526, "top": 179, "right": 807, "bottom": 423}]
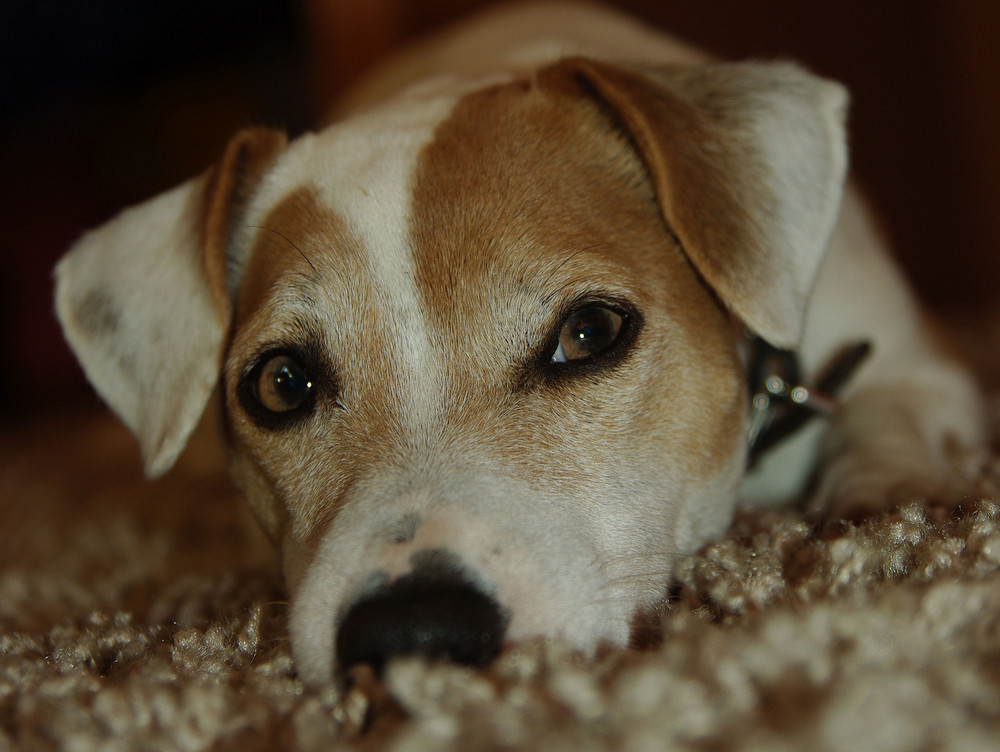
[{"left": 335, "top": 572, "right": 509, "bottom": 674}]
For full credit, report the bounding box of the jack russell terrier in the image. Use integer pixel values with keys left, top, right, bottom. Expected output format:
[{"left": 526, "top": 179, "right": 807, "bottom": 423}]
[{"left": 55, "top": 2, "right": 984, "bottom": 685}]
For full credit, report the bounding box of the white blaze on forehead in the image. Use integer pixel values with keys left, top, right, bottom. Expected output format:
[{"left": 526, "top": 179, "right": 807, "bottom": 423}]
[{"left": 246, "top": 82, "right": 486, "bottom": 422}]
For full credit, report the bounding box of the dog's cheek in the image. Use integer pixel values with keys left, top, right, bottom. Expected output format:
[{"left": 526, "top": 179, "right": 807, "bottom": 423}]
[{"left": 223, "top": 437, "right": 292, "bottom": 545}]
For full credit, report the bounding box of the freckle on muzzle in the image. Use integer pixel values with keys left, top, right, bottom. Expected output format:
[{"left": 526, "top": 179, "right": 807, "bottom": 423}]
[{"left": 334, "top": 550, "right": 510, "bottom": 675}]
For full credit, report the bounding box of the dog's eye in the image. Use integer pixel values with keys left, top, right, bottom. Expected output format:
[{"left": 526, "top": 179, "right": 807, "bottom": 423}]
[
  {"left": 551, "top": 305, "right": 625, "bottom": 363},
  {"left": 255, "top": 354, "right": 314, "bottom": 413}
]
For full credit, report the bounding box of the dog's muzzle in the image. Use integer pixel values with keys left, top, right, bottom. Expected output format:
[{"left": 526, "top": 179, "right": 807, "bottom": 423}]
[{"left": 334, "top": 551, "right": 510, "bottom": 674}]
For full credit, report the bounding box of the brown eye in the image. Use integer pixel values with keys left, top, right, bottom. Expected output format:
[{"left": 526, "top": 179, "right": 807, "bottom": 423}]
[
  {"left": 551, "top": 305, "right": 625, "bottom": 363},
  {"left": 255, "top": 354, "right": 314, "bottom": 413}
]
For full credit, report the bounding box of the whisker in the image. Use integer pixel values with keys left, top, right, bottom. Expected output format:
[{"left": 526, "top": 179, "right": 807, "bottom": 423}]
[
  {"left": 540, "top": 243, "right": 613, "bottom": 306},
  {"left": 247, "top": 224, "right": 317, "bottom": 273},
  {"left": 601, "top": 570, "right": 667, "bottom": 587},
  {"left": 540, "top": 281, "right": 576, "bottom": 308},
  {"left": 594, "top": 551, "right": 679, "bottom": 574}
]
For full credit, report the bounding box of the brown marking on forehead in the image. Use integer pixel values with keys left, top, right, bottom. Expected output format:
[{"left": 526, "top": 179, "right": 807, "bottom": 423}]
[
  {"left": 409, "top": 75, "right": 656, "bottom": 314},
  {"left": 407, "top": 66, "right": 745, "bottom": 480},
  {"left": 233, "top": 186, "right": 347, "bottom": 332}
]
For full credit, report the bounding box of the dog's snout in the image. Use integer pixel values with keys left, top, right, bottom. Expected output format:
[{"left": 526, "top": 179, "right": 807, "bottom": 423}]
[{"left": 335, "top": 566, "right": 508, "bottom": 674}]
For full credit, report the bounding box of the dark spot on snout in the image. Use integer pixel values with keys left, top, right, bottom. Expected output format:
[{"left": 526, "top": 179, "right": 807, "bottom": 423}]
[
  {"left": 386, "top": 512, "right": 422, "bottom": 544},
  {"left": 335, "top": 549, "right": 509, "bottom": 675}
]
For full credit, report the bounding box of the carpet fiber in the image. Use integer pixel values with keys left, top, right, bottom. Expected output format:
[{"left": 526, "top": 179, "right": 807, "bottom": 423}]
[{"left": 3, "top": 384, "right": 1000, "bottom": 749}]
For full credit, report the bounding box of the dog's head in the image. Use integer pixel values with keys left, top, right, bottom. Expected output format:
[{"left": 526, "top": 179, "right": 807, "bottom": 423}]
[{"left": 55, "top": 58, "right": 847, "bottom": 684}]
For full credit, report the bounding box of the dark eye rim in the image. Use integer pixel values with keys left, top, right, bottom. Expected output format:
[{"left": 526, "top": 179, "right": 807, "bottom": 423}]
[
  {"left": 535, "top": 296, "right": 642, "bottom": 383},
  {"left": 236, "top": 345, "right": 326, "bottom": 430}
]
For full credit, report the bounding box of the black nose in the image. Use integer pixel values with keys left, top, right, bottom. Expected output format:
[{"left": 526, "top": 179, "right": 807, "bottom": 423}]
[{"left": 335, "top": 566, "right": 508, "bottom": 674}]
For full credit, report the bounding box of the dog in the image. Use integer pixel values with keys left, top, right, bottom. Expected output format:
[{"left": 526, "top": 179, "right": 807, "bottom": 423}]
[{"left": 54, "top": 2, "right": 985, "bottom": 685}]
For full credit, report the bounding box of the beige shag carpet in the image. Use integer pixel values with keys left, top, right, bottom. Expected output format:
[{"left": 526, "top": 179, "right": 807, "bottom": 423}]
[{"left": 4, "top": 328, "right": 1000, "bottom": 750}]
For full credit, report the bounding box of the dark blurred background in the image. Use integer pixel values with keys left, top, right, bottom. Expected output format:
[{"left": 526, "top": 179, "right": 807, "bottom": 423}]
[{"left": 2, "top": 0, "right": 998, "bottom": 423}]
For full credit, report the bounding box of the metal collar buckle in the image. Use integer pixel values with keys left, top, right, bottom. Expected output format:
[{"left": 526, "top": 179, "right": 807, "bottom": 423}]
[{"left": 746, "top": 334, "right": 872, "bottom": 466}]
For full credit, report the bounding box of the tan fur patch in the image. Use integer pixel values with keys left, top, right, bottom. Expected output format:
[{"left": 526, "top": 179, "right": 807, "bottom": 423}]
[
  {"left": 232, "top": 185, "right": 334, "bottom": 332},
  {"left": 407, "top": 71, "right": 745, "bottom": 484}
]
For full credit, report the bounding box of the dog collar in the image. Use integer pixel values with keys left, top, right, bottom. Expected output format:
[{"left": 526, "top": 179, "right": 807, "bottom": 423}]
[{"left": 745, "top": 334, "right": 871, "bottom": 466}]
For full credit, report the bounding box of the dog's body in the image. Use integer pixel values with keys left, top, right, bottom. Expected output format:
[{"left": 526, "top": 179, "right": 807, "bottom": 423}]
[{"left": 55, "top": 2, "right": 984, "bottom": 685}]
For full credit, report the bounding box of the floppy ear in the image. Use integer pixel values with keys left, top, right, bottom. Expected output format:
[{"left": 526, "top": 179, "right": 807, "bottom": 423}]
[
  {"left": 55, "top": 128, "right": 287, "bottom": 477},
  {"left": 547, "top": 57, "right": 849, "bottom": 348}
]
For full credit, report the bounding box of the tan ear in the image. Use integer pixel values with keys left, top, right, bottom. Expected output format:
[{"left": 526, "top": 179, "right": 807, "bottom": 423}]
[
  {"left": 546, "top": 58, "right": 849, "bottom": 348},
  {"left": 55, "top": 128, "right": 287, "bottom": 477}
]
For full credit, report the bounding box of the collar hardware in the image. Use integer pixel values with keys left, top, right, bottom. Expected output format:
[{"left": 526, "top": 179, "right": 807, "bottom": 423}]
[{"left": 745, "top": 335, "right": 871, "bottom": 466}]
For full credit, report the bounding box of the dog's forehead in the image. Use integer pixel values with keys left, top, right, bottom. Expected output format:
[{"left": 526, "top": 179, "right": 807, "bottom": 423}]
[
  {"left": 258, "top": 80, "right": 468, "bottom": 254},
  {"left": 237, "top": 72, "right": 671, "bottom": 370}
]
